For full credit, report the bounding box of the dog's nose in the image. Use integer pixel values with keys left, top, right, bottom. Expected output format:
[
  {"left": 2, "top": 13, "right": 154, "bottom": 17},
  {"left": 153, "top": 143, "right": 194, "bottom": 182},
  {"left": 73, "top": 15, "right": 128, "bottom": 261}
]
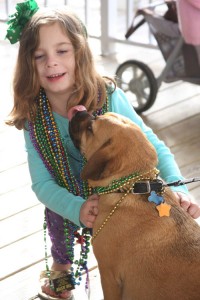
[
  {"left": 67, "top": 105, "right": 87, "bottom": 121},
  {"left": 69, "top": 109, "right": 95, "bottom": 149},
  {"left": 68, "top": 109, "right": 90, "bottom": 148}
]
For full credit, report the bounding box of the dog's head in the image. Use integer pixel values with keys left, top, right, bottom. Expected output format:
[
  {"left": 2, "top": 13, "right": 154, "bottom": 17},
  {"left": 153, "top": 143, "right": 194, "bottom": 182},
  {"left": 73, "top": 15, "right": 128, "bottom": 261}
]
[{"left": 69, "top": 111, "right": 158, "bottom": 186}]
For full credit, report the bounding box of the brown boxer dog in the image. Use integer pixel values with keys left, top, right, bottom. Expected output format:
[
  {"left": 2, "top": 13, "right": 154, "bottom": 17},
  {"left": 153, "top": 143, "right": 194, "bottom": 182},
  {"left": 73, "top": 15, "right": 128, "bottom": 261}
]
[{"left": 69, "top": 109, "right": 200, "bottom": 300}]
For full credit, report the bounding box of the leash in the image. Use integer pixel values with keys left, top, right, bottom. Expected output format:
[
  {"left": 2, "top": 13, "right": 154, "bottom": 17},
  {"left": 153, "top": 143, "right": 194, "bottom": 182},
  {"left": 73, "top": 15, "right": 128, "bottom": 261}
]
[
  {"left": 129, "top": 177, "right": 200, "bottom": 195},
  {"left": 164, "top": 177, "right": 200, "bottom": 187}
]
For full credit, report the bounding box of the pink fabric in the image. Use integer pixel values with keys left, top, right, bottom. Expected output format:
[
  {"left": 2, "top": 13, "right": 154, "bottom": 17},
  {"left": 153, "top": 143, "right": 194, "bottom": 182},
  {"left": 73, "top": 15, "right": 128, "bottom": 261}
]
[
  {"left": 177, "top": 0, "right": 200, "bottom": 45},
  {"left": 186, "top": 0, "right": 200, "bottom": 9}
]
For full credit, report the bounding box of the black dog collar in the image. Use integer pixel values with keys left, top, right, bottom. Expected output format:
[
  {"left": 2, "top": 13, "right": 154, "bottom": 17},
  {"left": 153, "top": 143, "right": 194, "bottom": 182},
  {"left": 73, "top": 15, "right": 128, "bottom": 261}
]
[{"left": 131, "top": 177, "right": 200, "bottom": 195}]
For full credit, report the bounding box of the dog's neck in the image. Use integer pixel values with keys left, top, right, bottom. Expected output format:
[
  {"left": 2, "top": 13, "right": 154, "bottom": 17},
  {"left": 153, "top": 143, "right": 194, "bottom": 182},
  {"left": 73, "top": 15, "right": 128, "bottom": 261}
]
[{"left": 91, "top": 168, "right": 159, "bottom": 194}]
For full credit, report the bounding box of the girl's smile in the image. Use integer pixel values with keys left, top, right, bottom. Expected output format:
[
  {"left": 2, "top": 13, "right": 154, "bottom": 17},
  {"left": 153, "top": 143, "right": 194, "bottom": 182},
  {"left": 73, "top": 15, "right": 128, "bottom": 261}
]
[{"left": 46, "top": 72, "right": 67, "bottom": 82}]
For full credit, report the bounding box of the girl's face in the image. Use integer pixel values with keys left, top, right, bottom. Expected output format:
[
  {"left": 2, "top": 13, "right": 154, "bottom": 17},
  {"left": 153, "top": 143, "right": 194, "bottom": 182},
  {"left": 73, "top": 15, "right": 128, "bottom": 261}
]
[{"left": 34, "top": 22, "right": 75, "bottom": 101}]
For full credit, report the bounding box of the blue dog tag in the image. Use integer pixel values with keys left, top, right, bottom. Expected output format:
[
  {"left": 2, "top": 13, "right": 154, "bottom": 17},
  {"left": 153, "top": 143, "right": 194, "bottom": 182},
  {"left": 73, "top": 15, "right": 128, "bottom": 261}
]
[{"left": 148, "top": 191, "right": 163, "bottom": 205}]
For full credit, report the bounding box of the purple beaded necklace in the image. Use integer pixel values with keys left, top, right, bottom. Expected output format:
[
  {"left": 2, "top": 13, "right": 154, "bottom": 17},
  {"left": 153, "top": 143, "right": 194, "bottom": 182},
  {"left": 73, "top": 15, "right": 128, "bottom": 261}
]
[{"left": 28, "top": 88, "right": 109, "bottom": 287}]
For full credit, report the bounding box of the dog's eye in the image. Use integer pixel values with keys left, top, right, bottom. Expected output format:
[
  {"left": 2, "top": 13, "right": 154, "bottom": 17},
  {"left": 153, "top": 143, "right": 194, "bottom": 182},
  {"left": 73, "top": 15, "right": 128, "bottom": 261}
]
[
  {"left": 87, "top": 125, "right": 93, "bottom": 133},
  {"left": 86, "top": 118, "right": 94, "bottom": 135}
]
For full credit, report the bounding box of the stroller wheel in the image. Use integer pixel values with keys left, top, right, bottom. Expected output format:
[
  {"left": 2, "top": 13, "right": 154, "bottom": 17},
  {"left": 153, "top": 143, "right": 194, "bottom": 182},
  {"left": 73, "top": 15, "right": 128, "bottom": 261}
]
[{"left": 115, "top": 60, "right": 158, "bottom": 113}]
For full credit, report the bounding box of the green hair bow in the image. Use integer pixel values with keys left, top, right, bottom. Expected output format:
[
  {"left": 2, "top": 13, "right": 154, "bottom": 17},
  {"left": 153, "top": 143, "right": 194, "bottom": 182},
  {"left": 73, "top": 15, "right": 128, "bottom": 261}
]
[{"left": 5, "top": 0, "right": 39, "bottom": 44}]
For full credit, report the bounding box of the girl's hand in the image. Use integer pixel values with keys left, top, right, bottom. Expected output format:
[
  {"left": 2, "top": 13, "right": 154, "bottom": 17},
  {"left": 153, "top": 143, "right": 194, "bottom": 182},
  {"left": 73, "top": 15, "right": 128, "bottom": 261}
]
[
  {"left": 175, "top": 192, "right": 200, "bottom": 219},
  {"left": 80, "top": 194, "right": 99, "bottom": 228}
]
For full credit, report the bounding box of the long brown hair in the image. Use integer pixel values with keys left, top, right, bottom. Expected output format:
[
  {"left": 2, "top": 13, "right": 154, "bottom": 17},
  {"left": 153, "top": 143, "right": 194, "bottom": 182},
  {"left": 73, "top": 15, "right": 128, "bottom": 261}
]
[{"left": 6, "top": 7, "right": 115, "bottom": 130}]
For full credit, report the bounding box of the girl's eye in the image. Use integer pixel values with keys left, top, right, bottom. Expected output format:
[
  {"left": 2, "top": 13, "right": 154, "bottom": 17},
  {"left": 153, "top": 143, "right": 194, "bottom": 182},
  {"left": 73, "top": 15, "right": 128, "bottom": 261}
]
[
  {"left": 34, "top": 54, "right": 44, "bottom": 60},
  {"left": 57, "top": 50, "right": 68, "bottom": 54}
]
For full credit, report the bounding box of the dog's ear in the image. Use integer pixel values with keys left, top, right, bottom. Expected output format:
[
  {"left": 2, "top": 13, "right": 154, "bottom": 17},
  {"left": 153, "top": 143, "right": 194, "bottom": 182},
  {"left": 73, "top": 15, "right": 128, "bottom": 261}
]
[{"left": 81, "top": 139, "right": 113, "bottom": 181}]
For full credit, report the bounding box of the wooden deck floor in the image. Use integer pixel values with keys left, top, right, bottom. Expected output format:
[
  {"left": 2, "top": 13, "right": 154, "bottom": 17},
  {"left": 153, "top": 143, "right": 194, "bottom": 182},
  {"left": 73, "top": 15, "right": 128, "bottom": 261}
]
[{"left": 1, "top": 31, "right": 200, "bottom": 300}]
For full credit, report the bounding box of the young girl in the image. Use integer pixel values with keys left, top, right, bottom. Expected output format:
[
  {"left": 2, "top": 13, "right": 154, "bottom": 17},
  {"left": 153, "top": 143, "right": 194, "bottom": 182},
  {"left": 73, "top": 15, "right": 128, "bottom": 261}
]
[{"left": 6, "top": 1, "right": 200, "bottom": 299}]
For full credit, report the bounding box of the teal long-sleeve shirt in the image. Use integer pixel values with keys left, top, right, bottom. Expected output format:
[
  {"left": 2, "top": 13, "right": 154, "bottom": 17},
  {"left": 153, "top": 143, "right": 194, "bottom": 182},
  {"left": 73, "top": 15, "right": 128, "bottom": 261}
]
[{"left": 24, "top": 87, "right": 188, "bottom": 227}]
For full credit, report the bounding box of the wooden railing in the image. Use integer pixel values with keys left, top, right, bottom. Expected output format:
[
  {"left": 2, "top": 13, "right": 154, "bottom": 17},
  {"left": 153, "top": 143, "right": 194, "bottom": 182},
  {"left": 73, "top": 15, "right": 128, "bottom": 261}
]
[{"left": 1, "top": 0, "right": 157, "bottom": 55}]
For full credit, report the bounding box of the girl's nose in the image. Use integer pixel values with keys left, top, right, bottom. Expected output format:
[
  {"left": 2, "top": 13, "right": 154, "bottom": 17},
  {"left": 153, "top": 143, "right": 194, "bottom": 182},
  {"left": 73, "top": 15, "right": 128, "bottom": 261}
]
[{"left": 46, "top": 56, "right": 58, "bottom": 68}]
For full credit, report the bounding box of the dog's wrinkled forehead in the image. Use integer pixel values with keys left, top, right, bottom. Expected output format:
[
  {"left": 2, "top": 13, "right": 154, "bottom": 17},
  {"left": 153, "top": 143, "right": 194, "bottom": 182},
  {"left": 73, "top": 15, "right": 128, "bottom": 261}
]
[
  {"left": 96, "top": 113, "right": 135, "bottom": 131},
  {"left": 69, "top": 111, "right": 123, "bottom": 149},
  {"left": 69, "top": 111, "right": 132, "bottom": 149}
]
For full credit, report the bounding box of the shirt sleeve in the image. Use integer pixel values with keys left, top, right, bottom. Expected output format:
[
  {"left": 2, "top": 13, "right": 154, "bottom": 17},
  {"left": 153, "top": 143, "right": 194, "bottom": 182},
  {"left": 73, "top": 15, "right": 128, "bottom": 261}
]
[
  {"left": 110, "top": 87, "right": 188, "bottom": 194},
  {"left": 24, "top": 128, "right": 84, "bottom": 227}
]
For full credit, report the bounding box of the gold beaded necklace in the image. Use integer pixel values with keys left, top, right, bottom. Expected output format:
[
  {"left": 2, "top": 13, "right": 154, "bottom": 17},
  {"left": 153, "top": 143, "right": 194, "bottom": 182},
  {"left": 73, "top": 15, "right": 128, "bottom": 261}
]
[{"left": 92, "top": 168, "right": 159, "bottom": 243}]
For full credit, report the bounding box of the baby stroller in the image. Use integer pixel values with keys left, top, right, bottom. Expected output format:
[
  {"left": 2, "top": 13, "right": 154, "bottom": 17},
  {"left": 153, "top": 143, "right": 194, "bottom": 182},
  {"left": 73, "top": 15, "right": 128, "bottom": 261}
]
[{"left": 115, "top": 0, "right": 200, "bottom": 113}]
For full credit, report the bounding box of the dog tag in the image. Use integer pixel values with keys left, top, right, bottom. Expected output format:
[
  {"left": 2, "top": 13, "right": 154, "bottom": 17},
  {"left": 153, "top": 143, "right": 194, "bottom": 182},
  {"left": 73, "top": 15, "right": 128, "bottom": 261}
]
[
  {"left": 156, "top": 202, "right": 171, "bottom": 217},
  {"left": 148, "top": 191, "right": 163, "bottom": 205},
  {"left": 51, "top": 273, "right": 75, "bottom": 293}
]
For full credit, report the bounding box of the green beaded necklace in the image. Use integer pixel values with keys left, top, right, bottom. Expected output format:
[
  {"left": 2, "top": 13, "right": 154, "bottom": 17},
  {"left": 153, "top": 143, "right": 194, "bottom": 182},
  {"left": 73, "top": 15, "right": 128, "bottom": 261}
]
[
  {"left": 93, "top": 168, "right": 159, "bottom": 195},
  {"left": 93, "top": 172, "right": 140, "bottom": 194},
  {"left": 29, "top": 88, "right": 110, "bottom": 288}
]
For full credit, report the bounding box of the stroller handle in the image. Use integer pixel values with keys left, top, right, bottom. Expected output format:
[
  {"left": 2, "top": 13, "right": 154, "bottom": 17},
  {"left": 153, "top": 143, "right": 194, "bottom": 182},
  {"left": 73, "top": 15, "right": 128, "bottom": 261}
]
[
  {"left": 125, "top": 17, "right": 146, "bottom": 39},
  {"left": 125, "top": 0, "right": 177, "bottom": 39}
]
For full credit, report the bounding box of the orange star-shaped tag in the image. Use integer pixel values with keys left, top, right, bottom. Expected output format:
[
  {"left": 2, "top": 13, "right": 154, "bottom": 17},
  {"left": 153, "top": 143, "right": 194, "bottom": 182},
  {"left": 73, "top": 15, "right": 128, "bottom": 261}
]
[{"left": 156, "top": 203, "right": 171, "bottom": 217}]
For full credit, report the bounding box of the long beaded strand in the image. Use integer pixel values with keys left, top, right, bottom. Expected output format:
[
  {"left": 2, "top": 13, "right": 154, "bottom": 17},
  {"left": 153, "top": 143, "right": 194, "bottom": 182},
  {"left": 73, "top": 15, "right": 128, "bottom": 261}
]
[{"left": 29, "top": 88, "right": 109, "bottom": 287}]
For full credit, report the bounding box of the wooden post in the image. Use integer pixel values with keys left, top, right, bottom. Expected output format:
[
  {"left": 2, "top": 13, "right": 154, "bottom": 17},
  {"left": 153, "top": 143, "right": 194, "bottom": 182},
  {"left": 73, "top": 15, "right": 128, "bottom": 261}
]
[{"left": 100, "top": 0, "right": 117, "bottom": 56}]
